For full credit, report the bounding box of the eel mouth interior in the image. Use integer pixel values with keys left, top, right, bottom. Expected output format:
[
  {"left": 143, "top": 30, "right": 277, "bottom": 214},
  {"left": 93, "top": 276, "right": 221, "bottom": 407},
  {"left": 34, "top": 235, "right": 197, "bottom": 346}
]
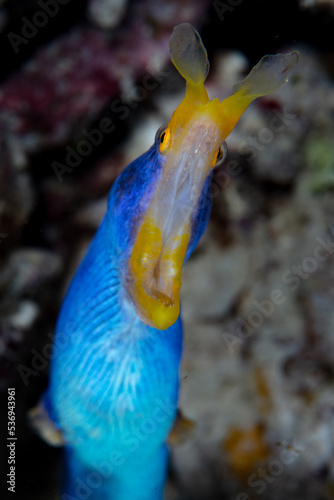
[{"left": 127, "top": 118, "right": 220, "bottom": 330}]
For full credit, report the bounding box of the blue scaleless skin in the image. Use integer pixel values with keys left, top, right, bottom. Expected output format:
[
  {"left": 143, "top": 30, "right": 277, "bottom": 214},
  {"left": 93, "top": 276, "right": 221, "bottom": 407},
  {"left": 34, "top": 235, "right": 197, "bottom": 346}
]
[{"left": 39, "top": 23, "right": 299, "bottom": 500}]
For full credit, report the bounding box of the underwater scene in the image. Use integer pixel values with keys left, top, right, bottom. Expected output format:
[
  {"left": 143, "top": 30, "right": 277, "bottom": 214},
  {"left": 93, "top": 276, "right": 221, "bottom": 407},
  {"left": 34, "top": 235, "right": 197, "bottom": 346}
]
[{"left": 0, "top": 0, "right": 334, "bottom": 499}]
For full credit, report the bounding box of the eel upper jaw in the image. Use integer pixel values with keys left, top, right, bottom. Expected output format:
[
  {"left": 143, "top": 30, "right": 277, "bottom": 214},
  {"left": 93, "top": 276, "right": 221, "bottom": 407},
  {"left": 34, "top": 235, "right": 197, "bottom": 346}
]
[{"left": 127, "top": 117, "right": 221, "bottom": 330}]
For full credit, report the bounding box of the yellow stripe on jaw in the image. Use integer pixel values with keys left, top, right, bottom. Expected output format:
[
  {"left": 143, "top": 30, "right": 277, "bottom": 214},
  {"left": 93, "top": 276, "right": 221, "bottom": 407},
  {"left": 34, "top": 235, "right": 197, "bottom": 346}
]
[{"left": 129, "top": 216, "right": 190, "bottom": 330}]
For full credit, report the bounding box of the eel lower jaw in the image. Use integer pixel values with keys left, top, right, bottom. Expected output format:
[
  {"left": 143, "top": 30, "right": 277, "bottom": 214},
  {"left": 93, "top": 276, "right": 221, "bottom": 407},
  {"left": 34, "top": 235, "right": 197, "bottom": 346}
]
[{"left": 127, "top": 218, "right": 190, "bottom": 330}]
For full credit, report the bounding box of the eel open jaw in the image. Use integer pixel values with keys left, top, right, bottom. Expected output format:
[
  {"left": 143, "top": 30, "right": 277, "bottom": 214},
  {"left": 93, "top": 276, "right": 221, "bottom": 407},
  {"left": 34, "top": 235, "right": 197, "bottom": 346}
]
[
  {"left": 128, "top": 114, "right": 221, "bottom": 330},
  {"left": 125, "top": 23, "right": 299, "bottom": 330}
]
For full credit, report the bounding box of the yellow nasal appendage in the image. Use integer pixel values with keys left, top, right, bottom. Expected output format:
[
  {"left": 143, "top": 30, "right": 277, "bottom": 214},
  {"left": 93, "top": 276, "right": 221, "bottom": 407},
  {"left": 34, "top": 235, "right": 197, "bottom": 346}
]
[
  {"left": 219, "top": 51, "right": 300, "bottom": 137},
  {"left": 232, "top": 51, "right": 300, "bottom": 99},
  {"left": 169, "top": 23, "right": 209, "bottom": 86}
]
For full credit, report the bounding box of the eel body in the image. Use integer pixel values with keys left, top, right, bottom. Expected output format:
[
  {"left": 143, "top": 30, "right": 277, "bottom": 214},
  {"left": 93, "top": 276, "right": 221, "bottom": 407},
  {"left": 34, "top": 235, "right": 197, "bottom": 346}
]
[{"left": 40, "top": 23, "right": 299, "bottom": 500}]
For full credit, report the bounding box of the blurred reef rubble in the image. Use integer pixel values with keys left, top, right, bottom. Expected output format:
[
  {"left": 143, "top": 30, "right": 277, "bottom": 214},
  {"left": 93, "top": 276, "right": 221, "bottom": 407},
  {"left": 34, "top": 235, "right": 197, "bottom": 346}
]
[{"left": 0, "top": 0, "right": 334, "bottom": 499}]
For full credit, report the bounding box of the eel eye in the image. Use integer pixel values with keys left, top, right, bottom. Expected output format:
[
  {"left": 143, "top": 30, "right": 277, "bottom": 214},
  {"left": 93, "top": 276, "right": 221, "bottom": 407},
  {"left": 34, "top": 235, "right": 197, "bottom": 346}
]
[
  {"left": 212, "top": 141, "right": 227, "bottom": 167},
  {"left": 159, "top": 127, "right": 171, "bottom": 153}
]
